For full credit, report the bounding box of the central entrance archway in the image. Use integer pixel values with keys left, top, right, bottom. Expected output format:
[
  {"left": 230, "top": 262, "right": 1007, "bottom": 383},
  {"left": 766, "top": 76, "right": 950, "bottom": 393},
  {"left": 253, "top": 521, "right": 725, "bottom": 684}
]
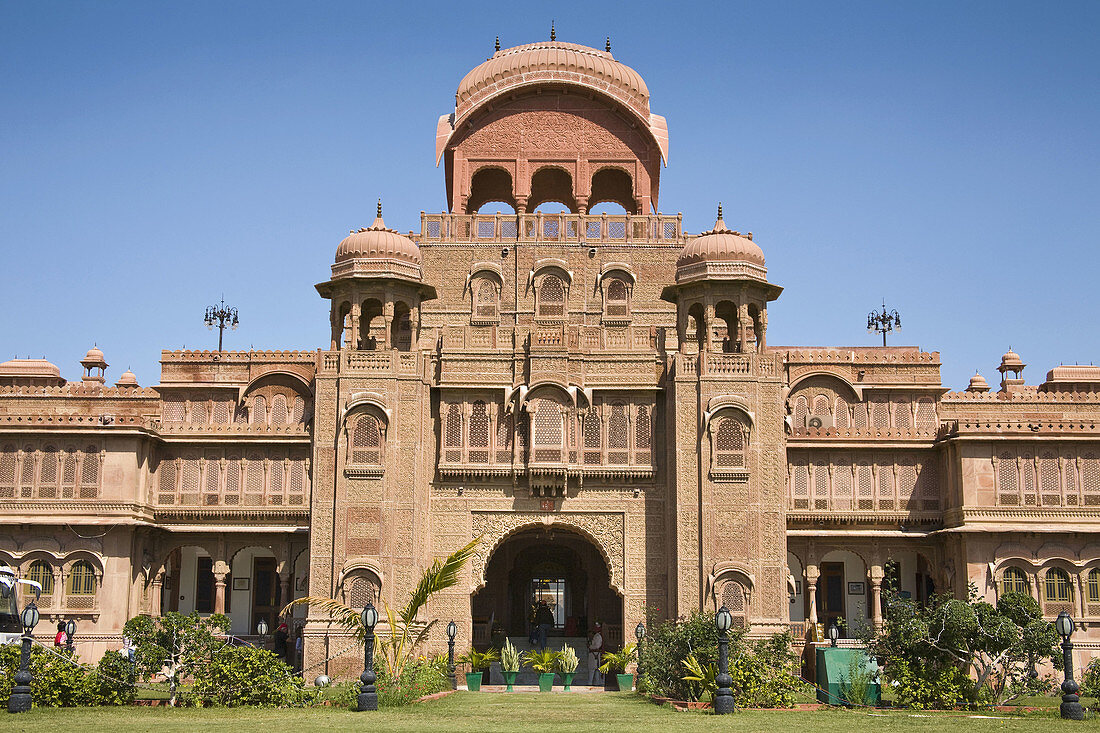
[{"left": 472, "top": 525, "right": 622, "bottom": 645}]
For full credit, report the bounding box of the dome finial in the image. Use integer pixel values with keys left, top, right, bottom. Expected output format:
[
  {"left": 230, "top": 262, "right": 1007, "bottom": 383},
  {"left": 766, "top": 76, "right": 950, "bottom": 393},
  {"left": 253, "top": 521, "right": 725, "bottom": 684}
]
[
  {"left": 717, "top": 202, "right": 723, "bottom": 220},
  {"left": 550, "top": 20, "right": 555, "bottom": 41},
  {"left": 606, "top": 36, "right": 611, "bottom": 52},
  {"left": 377, "top": 198, "right": 382, "bottom": 218},
  {"left": 495, "top": 35, "right": 500, "bottom": 52}
]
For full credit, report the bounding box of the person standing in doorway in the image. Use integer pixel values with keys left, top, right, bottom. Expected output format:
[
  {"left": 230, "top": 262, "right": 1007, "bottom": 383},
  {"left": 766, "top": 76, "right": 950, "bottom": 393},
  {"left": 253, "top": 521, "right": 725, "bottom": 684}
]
[
  {"left": 534, "top": 600, "right": 554, "bottom": 650},
  {"left": 587, "top": 623, "right": 604, "bottom": 686}
]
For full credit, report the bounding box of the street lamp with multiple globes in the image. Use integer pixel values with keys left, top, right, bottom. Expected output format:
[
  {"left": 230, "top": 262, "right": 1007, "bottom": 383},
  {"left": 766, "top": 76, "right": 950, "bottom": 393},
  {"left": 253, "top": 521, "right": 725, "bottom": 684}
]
[
  {"left": 867, "top": 301, "right": 901, "bottom": 347},
  {"left": 1055, "top": 612, "right": 1084, "bottom": 720},
  {"left": 446, "top": 620, "right": 458, "bottom": 690},
  {"left": 8, "top": 600, "right": 40, "bottom": 713},
  {"left": 634, "top": 622, "right": 646, "bottom": 685},
  {"left": 204, "top": 297, "right": 239, "bottom": 353},
  {"left": 357, "top": 603, "right": 379, "bottom": 712},
  {"left": 65, "top": 618, "right": 76, "bottom": 653},
  {"left": 714, "top": 606, "right": 735, "bottom": 714}
]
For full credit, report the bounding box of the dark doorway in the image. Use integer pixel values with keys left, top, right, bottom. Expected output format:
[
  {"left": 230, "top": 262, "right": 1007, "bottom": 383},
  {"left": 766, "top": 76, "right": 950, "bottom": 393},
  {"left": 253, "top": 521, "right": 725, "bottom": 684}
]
[
  {"left": 252, "top": 557, "right": 281, "bottom": 634},
  {"left": 471, "top": 526, "right": 622, "bottom": 646},
  {"left": 818, "top": 562, "right": 845, "bottom": 634}
]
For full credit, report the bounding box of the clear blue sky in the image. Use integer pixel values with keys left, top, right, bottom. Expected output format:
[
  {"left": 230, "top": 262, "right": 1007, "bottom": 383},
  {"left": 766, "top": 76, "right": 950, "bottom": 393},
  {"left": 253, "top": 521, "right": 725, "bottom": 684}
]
[{"left": 2, "top": 1, "right": 1098, "bottom": 391}]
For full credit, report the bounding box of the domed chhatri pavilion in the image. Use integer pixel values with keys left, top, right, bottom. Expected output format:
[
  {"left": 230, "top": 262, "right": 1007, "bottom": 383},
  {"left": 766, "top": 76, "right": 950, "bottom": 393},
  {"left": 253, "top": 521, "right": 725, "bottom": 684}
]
[{"left": 4, "top": 36, "right": 1100, "bottom": 676}]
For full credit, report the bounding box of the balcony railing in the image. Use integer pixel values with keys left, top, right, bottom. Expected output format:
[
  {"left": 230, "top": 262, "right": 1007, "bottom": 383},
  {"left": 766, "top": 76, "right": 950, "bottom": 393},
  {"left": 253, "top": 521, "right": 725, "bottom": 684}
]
[{"left": 417, "top": 212, "right": 684, "bottom": 244}]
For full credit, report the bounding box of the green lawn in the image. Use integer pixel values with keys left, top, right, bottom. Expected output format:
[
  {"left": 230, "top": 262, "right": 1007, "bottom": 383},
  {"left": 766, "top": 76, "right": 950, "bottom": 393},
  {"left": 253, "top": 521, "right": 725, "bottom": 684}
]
[{"left": 7, "top": 692, "right": 1095, "bottom": 733}]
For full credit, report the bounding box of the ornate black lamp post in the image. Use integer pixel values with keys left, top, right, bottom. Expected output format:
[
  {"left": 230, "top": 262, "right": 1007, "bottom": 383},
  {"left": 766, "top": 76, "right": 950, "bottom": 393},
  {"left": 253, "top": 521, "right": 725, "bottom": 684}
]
[
  {"left": 867, "top": 301, "right": 901, "bottom": 346},
  {"left": 8, "top": 600, "right": 40, "bottom": 713},
  {"left": 634, "top": 622, "right": 646, "bottom": 685},
  {"left": 65, "top": 618, "right": 76, "bottom": 653},
  {"left": 1055, "top": 612, "right": 1084, "bottom": 720},
  {"left": 357, "top": 603, "right": 379, "bottom": 712},
  {"left": 714, "top": 606, "right": 735, "bottom": 714},
  {"left": 827, "top": 623, "right": 839, "bottom": 647},
  {"left": 446, "top": 620, "right": 458, "bottom": 690},
  {"left": 204, "top": 297, "right": 239, "bottom": 352}
]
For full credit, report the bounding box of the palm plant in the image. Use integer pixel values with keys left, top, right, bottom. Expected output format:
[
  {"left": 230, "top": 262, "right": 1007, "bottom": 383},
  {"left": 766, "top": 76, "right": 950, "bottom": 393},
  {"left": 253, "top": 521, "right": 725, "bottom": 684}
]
[
  {"left": 281, "top": 536, "right": 480, "bottom": 678},
  {"left": 598, "top": 643, "right": 638, "bottom": 675},
  {"left": 523, "top": 647, "right": 558, "bottom": 674},
  {"left": 457, "top": 647, "right": 499, "bottom": 673}
]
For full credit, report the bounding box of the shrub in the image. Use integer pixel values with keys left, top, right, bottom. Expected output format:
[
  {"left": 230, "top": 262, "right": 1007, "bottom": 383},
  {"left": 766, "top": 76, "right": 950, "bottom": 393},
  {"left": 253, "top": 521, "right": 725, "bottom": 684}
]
[
  {"left": 638, "top": 611, "right": 722, "bottom": 699},
  {"left": 1083, "top": 657, "right": 1100, "bottom": 698},
  {"left": 0, "top": 644, "right": 89, "bottom": 707},
  {"left": 838, "top": 653, "right": 873, "bottom": 706},
  {"left": 192, "top": 646, "right": 305, "bottom": 707},
  {"left": 375, "top": 654, "right": 449, "bottom": 707},
  {"left": 84, "top": 651, "right": 137, "bottom": 705}
]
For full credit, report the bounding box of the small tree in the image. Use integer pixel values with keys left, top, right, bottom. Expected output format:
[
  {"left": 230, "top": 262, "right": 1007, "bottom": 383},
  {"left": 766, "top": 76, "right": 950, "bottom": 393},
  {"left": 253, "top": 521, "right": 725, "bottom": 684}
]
[
  {"left": 868, "top": 586, "right": 1059, "bottom": 707},
  {"left": 123, "top": 611, "right": 230, "bottom": 706},
  {"left": 284, "top": 537, "right": 479, "bottom": 679}
]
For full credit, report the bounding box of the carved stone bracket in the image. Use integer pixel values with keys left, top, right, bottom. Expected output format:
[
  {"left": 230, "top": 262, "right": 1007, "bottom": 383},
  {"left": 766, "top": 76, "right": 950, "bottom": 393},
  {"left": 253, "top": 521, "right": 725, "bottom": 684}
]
[{"left": 470, "top": 511, "right": 625, "bottom": 593}]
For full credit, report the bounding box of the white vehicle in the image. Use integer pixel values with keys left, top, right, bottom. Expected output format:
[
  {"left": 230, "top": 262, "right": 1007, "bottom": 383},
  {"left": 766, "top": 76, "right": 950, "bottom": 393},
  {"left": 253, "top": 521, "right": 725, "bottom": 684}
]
[{"left": 0, "top": 566, "right": 42, "bottom": 645}]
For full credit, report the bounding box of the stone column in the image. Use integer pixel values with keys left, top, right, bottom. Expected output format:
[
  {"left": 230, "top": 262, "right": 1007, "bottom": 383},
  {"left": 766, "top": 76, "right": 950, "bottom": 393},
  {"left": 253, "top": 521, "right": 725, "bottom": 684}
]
[
  {"left": 151, "top": 571, "right": 164, "bottom": 617},
  {"left": 349, "top": 302, "right": 361, "bottom": 350},
  {"left": 213, "top": 561, "right": 230, "bottom": 615},
  {"left": 805, "top": 565, "right": 820, "bottom": 627},
  {"left": 704, "top": 301, "right": 716, "bottom": 352},
  {"left": 870, "top": 564, "right": 884, "bottom": 632}
]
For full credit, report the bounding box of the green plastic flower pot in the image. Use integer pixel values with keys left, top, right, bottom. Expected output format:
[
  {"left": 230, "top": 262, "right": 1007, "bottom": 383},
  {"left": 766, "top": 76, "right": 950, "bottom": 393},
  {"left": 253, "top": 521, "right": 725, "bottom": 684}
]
[
  {"left": 562, "top": 672, "right": 575, "bottom": 691},
  {"left": 616, "top": 673, "right": 634, "bottom": 691},
  {"left": 538, "top": 672, "right": 555, "bottom": 692},
  {"left": 465, "top": 672, "right": 482, "bottom": 691},
  {"left": 503, "top": 670, "right": 518, "bottom": 692}
]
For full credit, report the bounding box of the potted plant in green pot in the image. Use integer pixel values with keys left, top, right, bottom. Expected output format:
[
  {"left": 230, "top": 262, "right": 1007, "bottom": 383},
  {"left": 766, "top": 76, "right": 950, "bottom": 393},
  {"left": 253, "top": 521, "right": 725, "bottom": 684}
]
[
  {"left": 500, "top": 638, "right": 521, "bottom": 692},
  {"left": 557, "top": 644, "right": 579, "bottom": 691},
  {"left": 456, "top": 648, "right": 498, "bottom": 692},
  {"left": 599, "top": 643, "right": 637, "bottom": 692},
  {"left": 524, "top": 648, "right": 558, "bottom": 692}
]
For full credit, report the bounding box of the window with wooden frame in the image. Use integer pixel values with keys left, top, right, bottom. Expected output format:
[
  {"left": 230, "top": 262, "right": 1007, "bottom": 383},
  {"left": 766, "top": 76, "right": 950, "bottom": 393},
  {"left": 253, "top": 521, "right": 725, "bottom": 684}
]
[
  {"left": 1087, "top": 568, "right": 1100, "bottom": 604},
  {"left": 1000, "top": 566, "right": 1029, "bottom": 596},
  {"left": 1044, "top": 568, "right": 1073, "bottom": 603},
  {"left": 68, "top": 561, "right": 97, "bottom": 595},
  {"left": 26, "top": 560, "right": 53, "bottom": 595}
]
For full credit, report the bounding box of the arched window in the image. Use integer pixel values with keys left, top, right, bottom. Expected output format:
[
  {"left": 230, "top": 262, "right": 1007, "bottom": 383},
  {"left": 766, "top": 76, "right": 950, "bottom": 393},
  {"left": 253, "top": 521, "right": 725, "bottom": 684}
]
[
  {"left": 191, "top": 401, "right": 208, "bottom": 425},
  {"left": 531, "top": 397, "right": 565, "bottom": 462},
  {"left": 835, "top": 397, "right": 850, "bottom": 428},
  {"left": 0, "top": 444, "right": 14, "bottom": 499},
  {"left": 444, "top": 405, "right": 463, "bottom": 463},
  {"left": 792, "top": 396, "right": 808, "bottom": 429},
  {"left": 635, "top": 405, "right": 651, "bottom": 464},
  {"left": 345, "top": 571, "right": 381, "bottom": 609},
  {"left": 350, "top": 414, "right": 382, "bottom": 465},
  {"left": 1087, "top": 568, "right": 1100, "bottom": 604},
  {"left": 713, "top": 414, "right": 747, "bottom": 469},
  {"left": 1001, "top": 566, "right": 1029, "bottom": 595},
  {"left": 720, "top": 580, "right": 748, "bottom": 628},
  {"left": 292, "top": 396, "right": 306, "bottom": 424},
  {"left": 270, "top": 395, "right": 288, "bottom": 425},
  {"left": 537, "top": 275, "right": 565, "bottom": 319},
  {"left": 811, "top": 395, "right": 830, "bottom": 418},
  {"left": 607, "top": 403, "right": 628, "bottom": 465},
  {"left": 473, "top": 278, "right": 499, "bottom": 322},
  {"left": 1044, "top": 568, "right": 1072, "bottom": 603},
  {"left": 603, "top": 278, "right": 630, "bottom": 320},
  {"left": 26, "top": 560, "right": 53, "bottom": 595},
  {"left": 469, "top": 401, "right": 490, "bottom": 463},
  {"left": 251, "top": 396, "right": 267, "bottom": 425},
  {"left": 68, "top": 561, "right": 97, "bottom": 595}
]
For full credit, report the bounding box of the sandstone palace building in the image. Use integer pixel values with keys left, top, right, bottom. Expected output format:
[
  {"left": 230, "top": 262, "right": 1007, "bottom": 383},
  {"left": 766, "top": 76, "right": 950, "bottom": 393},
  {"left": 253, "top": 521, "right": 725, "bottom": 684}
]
[{"left": 4, "top": 37, "right": 1100, "bottom": 672}]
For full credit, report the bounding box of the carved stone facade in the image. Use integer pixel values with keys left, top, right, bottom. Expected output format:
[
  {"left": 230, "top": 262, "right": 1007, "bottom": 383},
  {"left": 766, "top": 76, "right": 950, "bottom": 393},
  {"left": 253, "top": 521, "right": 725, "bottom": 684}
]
[{"left": 4, "top": 38, "right": 1100, "bottom": 672}]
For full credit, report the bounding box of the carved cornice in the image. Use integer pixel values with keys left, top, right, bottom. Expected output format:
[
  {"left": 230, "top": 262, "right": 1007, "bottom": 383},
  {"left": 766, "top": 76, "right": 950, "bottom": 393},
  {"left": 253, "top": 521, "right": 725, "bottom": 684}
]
[{"left": 153, "top": 507, "right": 310, "bottom": 523}]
